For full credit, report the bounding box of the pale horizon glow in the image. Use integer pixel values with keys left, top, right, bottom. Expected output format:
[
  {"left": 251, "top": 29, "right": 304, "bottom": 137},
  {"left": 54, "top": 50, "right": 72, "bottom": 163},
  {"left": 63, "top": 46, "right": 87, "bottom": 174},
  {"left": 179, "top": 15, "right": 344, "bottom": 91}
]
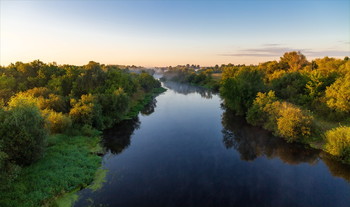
[{"left": 1, "top": 0, "right": 349, "bottom": 67}]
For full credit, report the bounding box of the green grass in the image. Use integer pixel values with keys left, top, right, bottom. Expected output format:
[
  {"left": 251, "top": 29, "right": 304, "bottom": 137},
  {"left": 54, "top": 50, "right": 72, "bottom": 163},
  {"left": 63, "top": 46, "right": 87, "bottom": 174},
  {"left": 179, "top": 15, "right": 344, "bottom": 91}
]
[
  {"left": 0, "top": 86, "right": 167, "bottom": 207},
  {"left": 53, "top": 189, "right": 80, "bottom": 207},
  {"left": 0, "top": 134, "right": 102, "bottom": 207},
  {"left": 53, "top": 168, "right": 107, "bottom": 207},
  {"left": 88, "top": 168, "right": 108, "bottom": 191}
]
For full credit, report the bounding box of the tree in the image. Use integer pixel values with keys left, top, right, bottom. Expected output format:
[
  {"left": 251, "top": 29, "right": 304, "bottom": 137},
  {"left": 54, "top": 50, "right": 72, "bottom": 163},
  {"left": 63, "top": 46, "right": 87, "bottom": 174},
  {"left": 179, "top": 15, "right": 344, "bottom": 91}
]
[
  {"left": 271, "top": 72, "right": 310, "bottom": 105},
  {"left": 0, "top": 100, "right": 48, "bottom": 166},
  {"left": 280, "top": 51, "right": 308, "bottom": 71},
  {"left": 325, "top": 74, "right": 350, "bottom": 113},
  {"left": 69, "top": 94, "right": 102, "bottom": 128},
  {"left": 220, "top": 67, "right": 266, "bottom": 115},
  {"left": 324, "top": 126, "right": 350, "bottom": 162}
]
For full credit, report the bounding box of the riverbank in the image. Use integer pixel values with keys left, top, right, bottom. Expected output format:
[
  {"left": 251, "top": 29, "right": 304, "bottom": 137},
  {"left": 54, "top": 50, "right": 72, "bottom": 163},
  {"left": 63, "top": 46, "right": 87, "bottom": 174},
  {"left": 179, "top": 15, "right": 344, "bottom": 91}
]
[{"left": 0, "top": 87, "right": 166, "bottom": 207}]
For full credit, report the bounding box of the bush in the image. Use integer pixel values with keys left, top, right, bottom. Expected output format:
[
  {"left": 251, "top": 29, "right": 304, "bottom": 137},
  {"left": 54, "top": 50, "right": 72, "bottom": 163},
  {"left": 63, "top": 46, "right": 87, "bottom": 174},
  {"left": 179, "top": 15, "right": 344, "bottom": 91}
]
[
  {"left": 43, "top": 110, "right": 72, "bottom": 134},
  {"left": 325, "top": 74, "right": 350, "bottom": 113},
  {"left": 270, "top": 72, "right": 310, "bottom": 105},
  {"left": 0, "top": 101, "right": 48, "bottom": 166},
  {"left": 247, "top": 91, "right": 314, "bottom": 142},
  {"left": 324, "top": 126, "right": 350, "bottom": 162},
  {"left": 220, "top": 67, "right": 266, "bottom": 115},
  {"left": 138, "top": 72, "right": 161, "bottom": 92},
  {"left": 69, "top": 94, "right": 103, "bottom": 129},
  {"left": 276, "top": 102, "right": 313, "bottom": 142},
  {"left": 246, "top": 91, "right": 278, "bottom": 127}
]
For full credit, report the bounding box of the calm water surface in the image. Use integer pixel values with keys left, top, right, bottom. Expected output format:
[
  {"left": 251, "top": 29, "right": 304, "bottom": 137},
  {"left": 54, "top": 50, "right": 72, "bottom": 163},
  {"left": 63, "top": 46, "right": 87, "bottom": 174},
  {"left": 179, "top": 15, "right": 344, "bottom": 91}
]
[{"left": 75, "top": 81, "right": 350, "bottom": 207}]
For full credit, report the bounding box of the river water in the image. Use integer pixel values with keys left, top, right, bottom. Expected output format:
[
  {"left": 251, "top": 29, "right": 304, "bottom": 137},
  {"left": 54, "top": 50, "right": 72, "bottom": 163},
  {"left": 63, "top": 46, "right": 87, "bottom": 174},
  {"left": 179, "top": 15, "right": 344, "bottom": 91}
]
[{"left": 75, "top": 81, "right": 350, "bottom": 207}]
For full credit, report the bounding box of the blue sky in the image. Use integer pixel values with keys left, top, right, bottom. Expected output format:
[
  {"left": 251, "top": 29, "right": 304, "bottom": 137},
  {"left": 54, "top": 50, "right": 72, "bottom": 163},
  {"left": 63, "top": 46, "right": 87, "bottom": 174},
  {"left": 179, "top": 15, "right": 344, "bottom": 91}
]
[{"left": 1, "top": 0, "right": 349, "bottom": 66}]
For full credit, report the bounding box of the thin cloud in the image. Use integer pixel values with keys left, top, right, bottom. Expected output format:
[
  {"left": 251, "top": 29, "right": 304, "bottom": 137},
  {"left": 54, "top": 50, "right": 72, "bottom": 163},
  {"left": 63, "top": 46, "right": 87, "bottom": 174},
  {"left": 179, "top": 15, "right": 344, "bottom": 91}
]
[
  {"left": 262, "top": 43, "right": 283, "bottom": 47},
  {"left": 218, "top": 45, "right": 349, "bottom": 57},
  {"left": 304, "top": 50, "right": 350, "bottom": 57}
]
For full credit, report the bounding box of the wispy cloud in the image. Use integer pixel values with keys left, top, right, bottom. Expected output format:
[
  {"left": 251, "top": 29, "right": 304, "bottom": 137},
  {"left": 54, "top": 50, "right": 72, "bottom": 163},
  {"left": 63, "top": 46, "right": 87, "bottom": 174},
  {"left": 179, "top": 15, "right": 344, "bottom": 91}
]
[{"left": 218, "top": 44, "right": 350, "bottom": 58}]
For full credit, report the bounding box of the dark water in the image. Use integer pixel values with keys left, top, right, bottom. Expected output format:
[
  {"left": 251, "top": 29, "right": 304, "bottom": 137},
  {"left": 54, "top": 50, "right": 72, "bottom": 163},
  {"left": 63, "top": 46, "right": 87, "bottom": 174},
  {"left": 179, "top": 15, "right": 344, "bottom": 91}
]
[{"left": 75, "top": 81, "right": 350, "bottom": 207}]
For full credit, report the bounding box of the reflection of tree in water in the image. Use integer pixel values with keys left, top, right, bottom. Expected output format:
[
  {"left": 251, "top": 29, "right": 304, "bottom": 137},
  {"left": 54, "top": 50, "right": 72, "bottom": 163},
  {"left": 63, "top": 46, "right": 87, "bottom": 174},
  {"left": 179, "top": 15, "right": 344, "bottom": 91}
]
[
  {"left": 221, "top": 108, "right": 320, "bottom": 165},
  {"left": 222, "top": 107, "right": 350, "bottom": 182},
  {"left": 162, "top": 81, "right": 213, "bottom": 99},
  {"left": 103, "top": 97, "right": 159, "bottom": 154},
  {"left": 141, "top": 98, "right": 157, "bottom": 116},
  {"left": 321, "top": 153, "right": 350, "bottom": 183},
  {"left": 103, "top": 117, "right": 141, "bottom": 154}
]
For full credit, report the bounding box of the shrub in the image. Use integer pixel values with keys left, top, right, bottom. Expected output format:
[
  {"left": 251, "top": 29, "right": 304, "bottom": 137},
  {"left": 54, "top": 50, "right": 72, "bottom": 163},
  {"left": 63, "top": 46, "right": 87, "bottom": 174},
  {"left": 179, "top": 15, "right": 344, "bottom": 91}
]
[
  {"left": 276, "top": 102, "right": 313, "bottom": 142},
  {"left": 247, "top": 91, "right": 314, "bottom": 142},
  {"left": 220, "top": 67, "right": 266, "bottom": 115},
  {"left": 324, "top": 126, "right": 350, "bottom": 162},
  {"left": 138, "top": 72, "right": 161, "bottom": 92},
  {"left": 270, "top": 72, "right": 310, "bottom": 105},
  {"left": 0, "top": 100, "right": 48, "bottom": 166},
  {"left": 43, "top": 110, "right": 72, "bottom": 134},
  {"left": 325, "top": 74, "right": 350, "bottom": 113},
  {"left": 69, "top": 94, "right": 103, "bottom": 129},
  {"left": 246, "top": 91, "right": 278, "bottom": 127}
]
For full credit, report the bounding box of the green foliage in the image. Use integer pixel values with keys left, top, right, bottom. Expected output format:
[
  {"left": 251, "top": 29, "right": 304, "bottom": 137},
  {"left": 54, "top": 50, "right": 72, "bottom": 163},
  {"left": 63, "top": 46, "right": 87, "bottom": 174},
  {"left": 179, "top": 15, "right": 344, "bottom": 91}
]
[
  {"left": 138, "top": 71, "right": 161, "bottom": 92},
  {"left": 0, "top": 59, "right": 164, "bottom": 205},
  {"left": 8, "top": 88, "right": 68, "bottom": 113},
  {"left": 43, "top": 110, "right": 72, "bottom": 134},
  {"left": 325, "top": 73, "right": 350, "bottom": 113},
  {"left": 0, "top": 100, "right": 48, "bottom": 166},
  {"left": 314, "top": 56, "right": 345, "bottom": 76},
  {"left": 0, "top": 134, "right": 101, "bottom": 207},
  {"left": 247, "top": 91, "right": 313, "bottom": 142},
  {"left": 98, "top": 88, "right": 130, "bottom": 128},
  {"left": 246, "top": 91, "right": 278, "bottom": 127},
  {"left": 279, "top": 51, "right": 309, "bottom": 71},
  {"left": 87, "top": 168, "right": 108, "bottom": 191},
  {"left": 324, "top": 126, "right": 350, "bottom": 163},
  {"left": 271, "top": 72, "right": 310, "bottom": 105},
  {"left": 276, "top": 102, "right": 313, "bottom": 142},
  {"left": 0, "top": 74, "right": 16, "bottom": 90},
  {"left": 69, "top": 94, "right": 102, "bottom": 128},
  {"left": 220, "top": 67, "right": 266, "bottom": 115}
]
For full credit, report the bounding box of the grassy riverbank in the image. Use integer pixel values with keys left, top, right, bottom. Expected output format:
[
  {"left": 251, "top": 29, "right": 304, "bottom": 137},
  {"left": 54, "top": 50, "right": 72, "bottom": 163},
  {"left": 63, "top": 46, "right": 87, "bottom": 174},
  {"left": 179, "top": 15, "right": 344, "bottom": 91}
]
[
  {"left": 0, "top": 134, "right": 102, "bottom": 207},
  {"left": 0, "top": 86, "right": 166, "bottom": 207}
]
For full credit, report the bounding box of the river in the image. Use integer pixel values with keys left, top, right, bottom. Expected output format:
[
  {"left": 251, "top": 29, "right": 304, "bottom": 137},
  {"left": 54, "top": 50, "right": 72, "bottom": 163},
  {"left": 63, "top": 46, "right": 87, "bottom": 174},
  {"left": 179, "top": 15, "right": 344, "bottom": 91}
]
[{"left": 75, "top": 81, "right": 350, "bottom": 207}]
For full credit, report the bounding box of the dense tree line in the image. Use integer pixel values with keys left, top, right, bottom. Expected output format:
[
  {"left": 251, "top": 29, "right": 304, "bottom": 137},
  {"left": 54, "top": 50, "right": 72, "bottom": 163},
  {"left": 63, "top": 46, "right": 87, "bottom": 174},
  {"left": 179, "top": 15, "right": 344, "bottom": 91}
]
[
  {"left": 161, "top": 66, "right": 220, "bottom": 90},
  {"left": 219, "top": 52, "right": 350, "bottom": 163},
  {"left": 0, "top": 60, "right": 162, "bottom": 180}
]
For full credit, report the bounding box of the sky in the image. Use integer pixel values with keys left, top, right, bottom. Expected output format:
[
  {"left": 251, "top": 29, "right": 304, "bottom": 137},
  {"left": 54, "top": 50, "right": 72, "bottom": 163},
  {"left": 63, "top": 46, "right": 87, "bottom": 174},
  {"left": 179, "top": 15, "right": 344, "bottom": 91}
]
[{"left": 0, "top": 0, "right": 349, "bottom": 67}]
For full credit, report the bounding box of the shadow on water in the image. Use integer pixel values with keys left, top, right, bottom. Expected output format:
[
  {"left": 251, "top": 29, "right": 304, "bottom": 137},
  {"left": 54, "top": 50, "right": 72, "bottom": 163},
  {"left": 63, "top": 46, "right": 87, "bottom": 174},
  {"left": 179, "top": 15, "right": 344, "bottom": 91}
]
[
  {"left": 162, "top": 81, "right": 214, "bottom": 99},
  {"left": 221, "top": 106, "right": 350, "bottom": 182},
  {"left": 103, "top": 117, "right": 140, "bottom": 155},
  {"left": 140, "top": 98, "right": 157, "bottom": 116},
  {"left": 103, "top": 96, "right": 158, "bottom": 154},
  {"left": 75, "top": 82, "right": 350, "bottom": 207}
]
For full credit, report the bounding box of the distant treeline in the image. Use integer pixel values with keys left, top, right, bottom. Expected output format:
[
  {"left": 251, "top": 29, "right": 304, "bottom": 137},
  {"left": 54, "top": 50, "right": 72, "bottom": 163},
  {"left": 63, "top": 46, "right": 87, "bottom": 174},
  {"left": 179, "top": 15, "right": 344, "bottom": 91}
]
[{"left": 160, "top": 66, "right": 220, "bottom": 91}]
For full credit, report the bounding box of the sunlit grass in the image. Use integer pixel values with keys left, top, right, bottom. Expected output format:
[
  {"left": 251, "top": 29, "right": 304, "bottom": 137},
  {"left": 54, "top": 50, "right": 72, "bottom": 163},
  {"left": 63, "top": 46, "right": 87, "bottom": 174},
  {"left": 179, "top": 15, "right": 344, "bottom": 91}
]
[{"left": 0, "top": 134, "right": 102, "bottom": 207}]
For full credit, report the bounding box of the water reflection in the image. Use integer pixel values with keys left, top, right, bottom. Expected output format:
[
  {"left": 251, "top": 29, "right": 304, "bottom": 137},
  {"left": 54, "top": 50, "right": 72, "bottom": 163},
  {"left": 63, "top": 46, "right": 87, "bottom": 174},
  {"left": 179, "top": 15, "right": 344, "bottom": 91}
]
[
  {"left": 222, "top": 107, "right": 320, "bottom": 164},
  {"left": 141, "top": 98, "right": 157, "bottom": 116},
  {"left": 321, "top": 154, "right": 350, "bottom": 182},
  {"left": 222, "top": 106, "right": 350, "bottom": 182},
  {"left": 75, "top": 82, "right": 350, "bottom": 207},
  {"left": 162, "top": 81, "right": 213, "bottom": 99},
  {"left": 103, "top": 117, "right": 140, "bottom": 154}
]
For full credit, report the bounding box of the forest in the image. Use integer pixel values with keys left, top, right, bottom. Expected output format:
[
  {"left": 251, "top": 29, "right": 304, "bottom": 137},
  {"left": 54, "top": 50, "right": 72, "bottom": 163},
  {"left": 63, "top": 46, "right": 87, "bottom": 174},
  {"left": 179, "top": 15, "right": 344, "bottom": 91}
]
[
  {"left": 0, "top": 52, "right": 349, "bottom": 206},
  {"left": 165, "top": 52, "right": 350, "bottom": 164},
  {"left": 0, "top": 60, "right": 164, "bottom": 206}
]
